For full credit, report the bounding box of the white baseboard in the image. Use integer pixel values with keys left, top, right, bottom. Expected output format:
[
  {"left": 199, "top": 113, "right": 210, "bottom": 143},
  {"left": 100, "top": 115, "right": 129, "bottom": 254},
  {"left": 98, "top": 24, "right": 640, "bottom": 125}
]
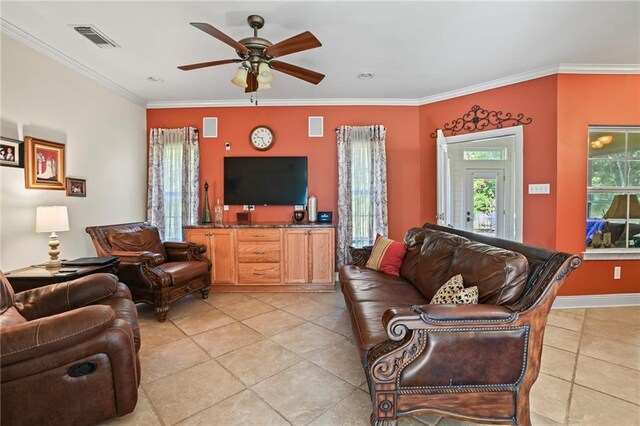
[{"left": 553, "top": 293, "right": 640, "bottom": 309}]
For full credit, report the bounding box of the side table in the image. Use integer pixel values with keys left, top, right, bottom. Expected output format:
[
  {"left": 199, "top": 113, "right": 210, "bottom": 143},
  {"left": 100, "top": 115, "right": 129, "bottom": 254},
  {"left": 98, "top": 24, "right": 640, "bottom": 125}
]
[{"left": 4, "top": 258, "right": 120, "bottom": 293}]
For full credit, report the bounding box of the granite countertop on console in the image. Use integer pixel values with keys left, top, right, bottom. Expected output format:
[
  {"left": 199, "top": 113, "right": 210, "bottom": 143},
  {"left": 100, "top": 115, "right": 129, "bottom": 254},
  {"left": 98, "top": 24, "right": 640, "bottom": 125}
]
[{"left": 184, "top": 221, "right": 335, "bottom": 229}]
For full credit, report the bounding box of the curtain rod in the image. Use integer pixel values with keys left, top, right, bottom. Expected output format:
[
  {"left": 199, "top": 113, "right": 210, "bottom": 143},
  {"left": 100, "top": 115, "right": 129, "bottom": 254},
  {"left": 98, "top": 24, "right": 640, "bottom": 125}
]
[{"left": 334, "top": 125, "right": 387, "bottom": 130}]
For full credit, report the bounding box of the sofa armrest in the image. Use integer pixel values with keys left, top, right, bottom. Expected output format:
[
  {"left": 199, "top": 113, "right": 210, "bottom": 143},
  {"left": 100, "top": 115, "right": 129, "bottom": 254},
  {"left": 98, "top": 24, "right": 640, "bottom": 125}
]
[
  {"left": 382, "top": 304, "right": 519, "bottom": 341},
  {"left": 110, "top": 250, "right": 164, "bottom": 266},
  {"left": 349, "top": 246, "right": 373, "bottom": 266},
  {"left": 163, "top": 241, "right": 210, "bottom": 266},
  {"left": 0, "top": 305, "right": 115, "bottom": 366},
  {"left": 14, "top": 274, "right": 119, "bottom": 320}
]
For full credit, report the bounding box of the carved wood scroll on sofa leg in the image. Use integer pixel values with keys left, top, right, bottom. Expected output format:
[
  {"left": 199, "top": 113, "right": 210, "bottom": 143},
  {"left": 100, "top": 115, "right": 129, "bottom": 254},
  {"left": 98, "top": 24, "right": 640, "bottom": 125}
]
[{"left": 368, "top": 330, "right": 427, "bottom": 426}]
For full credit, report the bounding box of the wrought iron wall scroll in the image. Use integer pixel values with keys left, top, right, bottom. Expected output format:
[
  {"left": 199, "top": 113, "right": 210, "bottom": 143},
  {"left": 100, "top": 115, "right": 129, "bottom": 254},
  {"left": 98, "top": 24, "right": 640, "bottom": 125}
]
[{"left": 430, "top": 105, "right": 533, "bottom": 138}]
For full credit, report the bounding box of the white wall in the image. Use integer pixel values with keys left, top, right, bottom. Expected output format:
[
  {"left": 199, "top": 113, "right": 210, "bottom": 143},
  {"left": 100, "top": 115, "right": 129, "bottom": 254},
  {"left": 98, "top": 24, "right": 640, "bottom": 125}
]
[{"left": 0, "top": 34, "right": 147, "bottom": 271}]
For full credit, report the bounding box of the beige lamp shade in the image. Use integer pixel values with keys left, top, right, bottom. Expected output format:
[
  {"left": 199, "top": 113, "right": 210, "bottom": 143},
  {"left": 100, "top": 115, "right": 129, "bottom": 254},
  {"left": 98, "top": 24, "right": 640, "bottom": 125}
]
[
  {"left": 230, "top": 67, "right": 248, "bottom": 88},
  {"left": 257, "top": 62, "right": 274, "bottom": 84},
  {"left": 257, "top": 81, "right": 272, "bottom": 91},
  {"left": 603, "top": 195, "right": 640, "bottom": 219},
  {"left": 36, "top": 206, "right": 69, "bottom": 233}
]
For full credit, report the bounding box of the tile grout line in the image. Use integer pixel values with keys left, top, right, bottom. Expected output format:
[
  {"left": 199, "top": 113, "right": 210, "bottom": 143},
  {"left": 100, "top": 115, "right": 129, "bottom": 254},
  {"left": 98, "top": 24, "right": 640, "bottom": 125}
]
[
  {"left": 138, "top": 386, "right": 166, "bottom": 426},
  {"left": 563, "top": 307, "right": 589, "bottom": 424}
]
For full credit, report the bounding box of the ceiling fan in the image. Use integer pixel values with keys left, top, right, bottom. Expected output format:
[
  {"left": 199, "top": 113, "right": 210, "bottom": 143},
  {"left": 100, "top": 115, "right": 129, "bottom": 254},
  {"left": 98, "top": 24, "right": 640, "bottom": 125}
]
[{"left": 178, "top": 15, "right": 324, "bottom": 92}]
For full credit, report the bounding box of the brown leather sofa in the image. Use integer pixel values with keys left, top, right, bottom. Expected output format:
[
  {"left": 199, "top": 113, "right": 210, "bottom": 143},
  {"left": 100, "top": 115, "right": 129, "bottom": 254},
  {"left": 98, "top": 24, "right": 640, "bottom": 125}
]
[
  {"left": 86, "top": 222, "right": 211, "bottom": 322},
  {"left": 0, "top": 271, "right": 141, "bottom": 425},
  {"left": 340, "top": 223, "right": 581, "bottom": 426}
]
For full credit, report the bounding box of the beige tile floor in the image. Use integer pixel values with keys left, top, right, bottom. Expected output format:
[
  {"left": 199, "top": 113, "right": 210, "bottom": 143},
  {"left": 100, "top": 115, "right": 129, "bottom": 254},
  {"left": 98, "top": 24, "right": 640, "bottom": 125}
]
[{"left": 104, "top": 290, "right": 640, "bottom": 426}]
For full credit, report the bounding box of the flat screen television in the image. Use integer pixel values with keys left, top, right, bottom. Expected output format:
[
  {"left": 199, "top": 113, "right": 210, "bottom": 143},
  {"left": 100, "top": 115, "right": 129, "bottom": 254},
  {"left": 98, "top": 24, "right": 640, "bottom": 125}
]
[{"left": 224, "top": 156, "right": 308, "bottom": 206}]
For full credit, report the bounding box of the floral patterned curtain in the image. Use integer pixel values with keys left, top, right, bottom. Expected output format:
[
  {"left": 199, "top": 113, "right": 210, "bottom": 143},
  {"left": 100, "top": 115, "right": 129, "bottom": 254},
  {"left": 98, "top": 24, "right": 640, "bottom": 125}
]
[
  {"left": 336, "top": 125, "right": 388, "bottom": 267},
  {"left": 147, "top": 127, "right": 199, "bottom": 241}
]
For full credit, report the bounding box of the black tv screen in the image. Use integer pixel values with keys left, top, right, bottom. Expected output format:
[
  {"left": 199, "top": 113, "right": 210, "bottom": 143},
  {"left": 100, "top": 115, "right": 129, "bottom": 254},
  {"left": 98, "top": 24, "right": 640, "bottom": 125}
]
[{"left": 224, "top": 156, "right": 308, "bottom": 206}]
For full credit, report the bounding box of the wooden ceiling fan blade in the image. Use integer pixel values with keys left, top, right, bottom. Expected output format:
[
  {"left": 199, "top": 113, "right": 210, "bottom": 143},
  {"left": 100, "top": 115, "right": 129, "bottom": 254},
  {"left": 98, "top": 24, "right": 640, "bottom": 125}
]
[
  {"left": 265, "top": 31, "right": 321, "bottom": 58},
  {"left": 178, "top": 59, "right": 241, "bottom": 71},
  {"left": 270, "top": 60, "right": 325, "bottom": 85},
  {"left": 245, "top": 72, "right": 258, "bottom": 93},
  {"left": 190, "top": 22, "right": 249, "bottom": 54}
]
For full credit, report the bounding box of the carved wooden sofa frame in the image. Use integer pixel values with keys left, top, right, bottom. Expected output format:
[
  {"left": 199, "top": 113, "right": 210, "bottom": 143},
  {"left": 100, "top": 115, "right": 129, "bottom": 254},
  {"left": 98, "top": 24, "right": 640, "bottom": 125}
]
[{"left": 346, "top": 224, "right": 581, "bottom": 426}]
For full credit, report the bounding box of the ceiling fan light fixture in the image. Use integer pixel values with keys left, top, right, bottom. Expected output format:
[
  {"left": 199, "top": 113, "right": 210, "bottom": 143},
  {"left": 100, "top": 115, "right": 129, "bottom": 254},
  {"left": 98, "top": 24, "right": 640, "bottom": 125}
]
[
  {"left": 231, "top": 67, "right": 248, "bottom": 88},
  {"left": 258, "top": 81, "right": 272, "bottom": 91},
  {"left": 257, "top": 62, "right": 274, "bottom": 84}
]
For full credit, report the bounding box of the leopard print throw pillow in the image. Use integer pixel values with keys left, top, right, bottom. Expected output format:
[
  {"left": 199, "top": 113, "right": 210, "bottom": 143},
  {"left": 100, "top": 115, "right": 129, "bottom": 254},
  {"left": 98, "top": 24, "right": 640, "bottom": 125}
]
[{"left": 430, "top": 274, "right": 479, "bottom": 305}]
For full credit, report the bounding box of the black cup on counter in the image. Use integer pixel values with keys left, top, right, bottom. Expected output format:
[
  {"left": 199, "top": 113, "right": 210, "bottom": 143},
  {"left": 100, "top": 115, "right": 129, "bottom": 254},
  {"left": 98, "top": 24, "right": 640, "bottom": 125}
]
[{"left": 293, "top": 210, "right": 305, "bottom": 223}]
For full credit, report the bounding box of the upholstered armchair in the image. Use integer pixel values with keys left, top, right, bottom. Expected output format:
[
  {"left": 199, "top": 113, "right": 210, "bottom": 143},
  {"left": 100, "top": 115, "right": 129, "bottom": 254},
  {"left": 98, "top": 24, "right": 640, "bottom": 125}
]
[
  {"left": 0, "top": 271, "right": 141, "bottom": 425},
  {"left": 86, "top": 222, "right": 211, "bottom": 321}
]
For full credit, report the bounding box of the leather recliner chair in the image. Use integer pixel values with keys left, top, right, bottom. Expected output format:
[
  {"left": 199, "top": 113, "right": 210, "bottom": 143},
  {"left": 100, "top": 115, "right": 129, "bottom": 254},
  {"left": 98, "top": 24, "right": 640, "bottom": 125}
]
[
  {"left": 0, "top": 271, "right": 141, "bottom": 425},
  {"left": 86, "top": 222, "right": 212, "bottom": 322}
]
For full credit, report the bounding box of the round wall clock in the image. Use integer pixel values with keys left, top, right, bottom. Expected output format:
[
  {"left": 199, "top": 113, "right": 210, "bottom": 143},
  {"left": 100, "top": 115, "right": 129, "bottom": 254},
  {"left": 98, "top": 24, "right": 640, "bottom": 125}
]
[{"left": 250, "top": 126, "right": 275, "bottom": 151}]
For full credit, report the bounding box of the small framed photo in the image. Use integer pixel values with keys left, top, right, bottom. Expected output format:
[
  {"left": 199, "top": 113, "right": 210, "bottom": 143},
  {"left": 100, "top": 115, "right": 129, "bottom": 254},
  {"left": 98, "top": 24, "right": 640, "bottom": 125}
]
[
  {"left": 0, "top": 136, "right": 24, "bottom": 168},
  {"left": 66, "top": 177, "right": 86, "bottom": 197},
  {"left": 25, "top": 136, "right": 66, "bottom": 190}
]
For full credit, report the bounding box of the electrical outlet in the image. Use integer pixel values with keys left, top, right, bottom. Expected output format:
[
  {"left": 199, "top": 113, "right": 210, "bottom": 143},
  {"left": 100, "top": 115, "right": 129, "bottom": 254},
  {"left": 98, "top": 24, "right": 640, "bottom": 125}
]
[
  {"left": 223, "top": 205, "right": 229, "bottom": 211},
  {"left": 528, "top": 184, "right": 550, "bottom": 194},
  {"left": 614, "top": 266, "right": 621, "bottom": 280}
]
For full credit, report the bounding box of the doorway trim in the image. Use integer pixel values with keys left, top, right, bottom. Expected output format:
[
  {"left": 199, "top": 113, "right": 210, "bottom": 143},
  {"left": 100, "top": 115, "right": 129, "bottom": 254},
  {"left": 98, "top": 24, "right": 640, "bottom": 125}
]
[{"left": 437, "top": 126, "right": 523, "bottom": 242}]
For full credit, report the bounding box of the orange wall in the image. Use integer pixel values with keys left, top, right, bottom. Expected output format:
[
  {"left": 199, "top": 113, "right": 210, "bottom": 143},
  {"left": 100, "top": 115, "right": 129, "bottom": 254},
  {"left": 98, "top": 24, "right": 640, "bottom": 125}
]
[
  {"left": 419, "top": 74, "right": 639, "bottom": 296},
  {"left": 556, "top": 74, "right": 640, "bottom": 295},
  {"left": 419, "top": 76, "right": 559, "bottom": 249},
  {"left": 146, "top": 105, "right": 421, "bottom": 240},
  {"left": 147, "top": 74, "right": 639, "bottom": 297}
]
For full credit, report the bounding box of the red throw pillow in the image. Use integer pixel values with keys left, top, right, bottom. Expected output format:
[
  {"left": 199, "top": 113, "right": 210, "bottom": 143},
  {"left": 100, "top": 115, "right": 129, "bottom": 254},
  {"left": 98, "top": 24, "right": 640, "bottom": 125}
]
[{"left": 365, "top": 234, "right": 407, "bottom": 276}]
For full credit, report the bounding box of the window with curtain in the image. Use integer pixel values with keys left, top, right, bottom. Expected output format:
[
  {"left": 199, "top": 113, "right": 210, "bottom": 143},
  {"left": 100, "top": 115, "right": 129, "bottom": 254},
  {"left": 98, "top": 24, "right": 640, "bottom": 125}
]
[
  {"left": 147, "top": 127, "right": 200, "bottom": 241},
  {"left": 351, "top": 132, "right": 374, "bottom": 246},
  {"left": 336, "top": 125, "right": 388, "bottom": 267}
]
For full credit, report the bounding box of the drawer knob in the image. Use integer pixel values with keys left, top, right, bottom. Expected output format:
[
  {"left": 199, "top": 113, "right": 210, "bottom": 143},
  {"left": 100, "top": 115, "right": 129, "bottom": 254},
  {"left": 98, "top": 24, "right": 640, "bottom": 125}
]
[
  {"left": 253, "top": 234, "right": 264, "bottom": 238},
  {"left": 253, "top": 272, "right": 265, "bottom": 276},
  {"left": 253, "top": 251, "right": 265, "bottom": 255}
]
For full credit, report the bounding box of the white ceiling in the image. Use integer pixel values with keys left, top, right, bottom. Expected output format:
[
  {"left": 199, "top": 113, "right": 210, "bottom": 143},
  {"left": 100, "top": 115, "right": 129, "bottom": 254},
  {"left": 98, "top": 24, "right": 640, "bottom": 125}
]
[{"left": 1, "top": 1, "right": 639, "bottom": 106}]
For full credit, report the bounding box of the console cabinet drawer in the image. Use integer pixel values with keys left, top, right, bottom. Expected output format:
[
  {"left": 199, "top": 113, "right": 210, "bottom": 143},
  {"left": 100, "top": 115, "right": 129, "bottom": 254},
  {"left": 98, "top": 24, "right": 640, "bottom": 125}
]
[
  {"left": 238, "top": 263, "right": 281, "bottom": 283},
  {"left": 237, "top": 229, "right": 280, "bottom": 242},
  {"left": 237, "top": 242, "right": 281, "bottom": 263}
]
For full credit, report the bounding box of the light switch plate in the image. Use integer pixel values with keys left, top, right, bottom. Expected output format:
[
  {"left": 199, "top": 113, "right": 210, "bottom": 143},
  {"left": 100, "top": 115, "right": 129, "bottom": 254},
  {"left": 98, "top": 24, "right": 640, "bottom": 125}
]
[
  {"left": 223, "top": 205, "right": 229, "bottom": 211},
  {"left": 528, "top": 183, "right": 550, "bottom": 194}
]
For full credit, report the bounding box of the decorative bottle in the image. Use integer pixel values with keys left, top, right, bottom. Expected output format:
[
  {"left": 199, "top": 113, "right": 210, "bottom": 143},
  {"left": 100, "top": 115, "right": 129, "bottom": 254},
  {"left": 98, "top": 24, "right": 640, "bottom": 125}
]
[
  {"left": 308, "top": 195, "right": 318, "bottom": 223},
  {"left": 202, "top": 182, "right": 212, "bottom": 224},
  {"left": 214, "top": 199, "right": 223, "bottom": 226}
]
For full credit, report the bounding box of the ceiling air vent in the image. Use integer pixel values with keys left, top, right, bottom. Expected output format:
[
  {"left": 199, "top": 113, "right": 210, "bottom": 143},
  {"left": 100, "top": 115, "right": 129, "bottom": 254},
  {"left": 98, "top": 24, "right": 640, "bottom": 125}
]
[{"left": 72, "top": 25, "right": 119, "bottom": 48}]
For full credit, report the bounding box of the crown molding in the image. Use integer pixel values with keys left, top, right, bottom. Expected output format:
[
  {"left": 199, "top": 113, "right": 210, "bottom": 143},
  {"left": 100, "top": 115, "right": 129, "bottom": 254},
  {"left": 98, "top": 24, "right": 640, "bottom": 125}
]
[
  {"left": 0, "top": 18, "right": 146, "bottom": 106},
  {"left": 146, "top": 98, "right": 420, "bottom": 109},
  {"left": 558, "top": 63, "right": 640, "bottom": 74},
  {"left": 417, "top": 66, "right": 561, "bottom": 105}
]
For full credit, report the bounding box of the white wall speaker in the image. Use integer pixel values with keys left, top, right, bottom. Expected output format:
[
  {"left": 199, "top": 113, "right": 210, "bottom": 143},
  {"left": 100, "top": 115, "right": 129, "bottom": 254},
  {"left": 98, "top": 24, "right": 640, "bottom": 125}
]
[
  {"left": 308, "top": 116, "right": 324, "bottom": 138},
  {"left": 202, "top": 117, "right": 218, "bottom": 138}
]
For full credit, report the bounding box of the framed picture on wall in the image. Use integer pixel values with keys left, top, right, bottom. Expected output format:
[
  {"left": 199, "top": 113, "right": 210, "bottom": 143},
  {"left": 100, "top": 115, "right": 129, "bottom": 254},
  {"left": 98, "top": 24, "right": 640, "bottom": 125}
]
[
  {"left": 0, "top": 136, "right": 24, "bottom": 168},
  {"left": 65, "top": 177, "right": 86, "bottom": 197},
  {"left": 24, "top": 136, "right": 66, "bottom": 190}
]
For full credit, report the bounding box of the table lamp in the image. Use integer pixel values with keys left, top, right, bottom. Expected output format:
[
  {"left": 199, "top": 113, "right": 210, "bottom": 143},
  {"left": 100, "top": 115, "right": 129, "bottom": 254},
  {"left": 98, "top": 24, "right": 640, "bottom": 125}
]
[{"left": 35, "top": 206, "right": 69, "bottom": 268}]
